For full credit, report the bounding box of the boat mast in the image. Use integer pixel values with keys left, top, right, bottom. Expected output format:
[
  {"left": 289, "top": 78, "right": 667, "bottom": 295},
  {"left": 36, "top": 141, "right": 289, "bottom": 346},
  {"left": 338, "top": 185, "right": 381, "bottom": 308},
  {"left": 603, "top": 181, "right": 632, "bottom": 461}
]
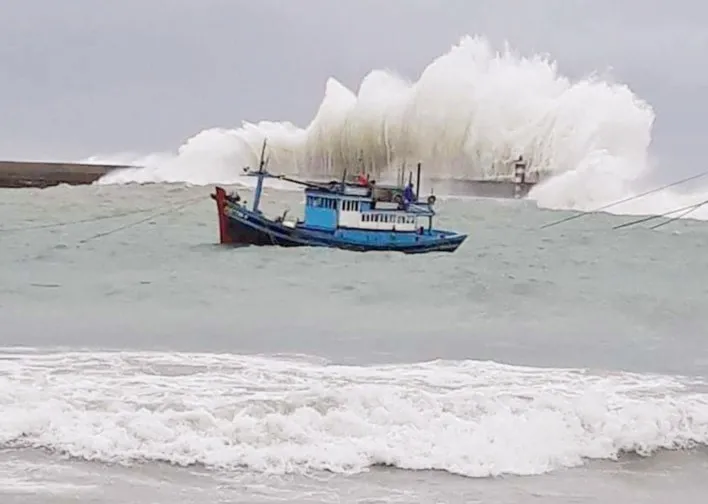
[{"left": 252, "top": 139, "right": 268, "bottom": 213}]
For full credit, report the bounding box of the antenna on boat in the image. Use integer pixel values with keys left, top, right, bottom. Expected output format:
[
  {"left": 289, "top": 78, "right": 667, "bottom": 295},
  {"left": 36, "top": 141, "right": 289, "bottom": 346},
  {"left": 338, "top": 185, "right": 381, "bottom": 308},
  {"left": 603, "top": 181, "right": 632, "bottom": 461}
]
[
  {"left": 251, "top": 138, "right": 268, "bottom": 213},
  {"left": 258, "top": 139, "right": 268, "bottom": 171},
  {"left": 415, "top": 162, "right": 421, "bottom": 202}
]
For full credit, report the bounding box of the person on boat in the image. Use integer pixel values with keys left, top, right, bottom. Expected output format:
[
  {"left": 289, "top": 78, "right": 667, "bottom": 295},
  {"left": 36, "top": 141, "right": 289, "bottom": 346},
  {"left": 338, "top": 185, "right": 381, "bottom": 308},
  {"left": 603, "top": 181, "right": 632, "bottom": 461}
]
[
  {"left": 356, "top": 173, "right": 369, "bottom": 185},
  {"left": 403, "top": 181, "right": 415, "bottom": 204}
]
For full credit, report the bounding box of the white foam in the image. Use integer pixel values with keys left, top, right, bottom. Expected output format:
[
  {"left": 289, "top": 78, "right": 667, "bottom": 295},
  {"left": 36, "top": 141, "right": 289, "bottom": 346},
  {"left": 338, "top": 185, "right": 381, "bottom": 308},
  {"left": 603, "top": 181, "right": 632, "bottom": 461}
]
[{"left": 1, "top": 350, "right": 706, "bottom": 478}]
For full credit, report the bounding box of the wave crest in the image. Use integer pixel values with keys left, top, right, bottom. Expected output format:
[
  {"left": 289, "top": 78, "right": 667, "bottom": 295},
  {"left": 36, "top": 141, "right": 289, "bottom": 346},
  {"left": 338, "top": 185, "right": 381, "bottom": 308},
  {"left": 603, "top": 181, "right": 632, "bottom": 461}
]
[
  {"left": 93, "top": 35, "right": 659, "bottom": 210},
  {"left": 1, "top": 351, "right": 706, "bottom": 478}
]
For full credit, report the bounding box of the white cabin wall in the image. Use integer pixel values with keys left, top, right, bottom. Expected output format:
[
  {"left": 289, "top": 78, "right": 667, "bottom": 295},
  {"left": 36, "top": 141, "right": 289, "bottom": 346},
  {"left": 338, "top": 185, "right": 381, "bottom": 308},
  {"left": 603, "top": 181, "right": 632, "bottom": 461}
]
[{"left": 338, "top": 208, "right": 418, "bottom": 231}]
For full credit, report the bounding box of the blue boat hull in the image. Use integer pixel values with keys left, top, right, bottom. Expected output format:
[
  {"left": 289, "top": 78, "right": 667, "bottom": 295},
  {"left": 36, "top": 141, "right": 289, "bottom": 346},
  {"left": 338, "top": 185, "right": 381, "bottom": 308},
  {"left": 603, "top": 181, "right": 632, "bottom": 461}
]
[{"left": 212, "top": 188, "right": 466, "bottom": 254}]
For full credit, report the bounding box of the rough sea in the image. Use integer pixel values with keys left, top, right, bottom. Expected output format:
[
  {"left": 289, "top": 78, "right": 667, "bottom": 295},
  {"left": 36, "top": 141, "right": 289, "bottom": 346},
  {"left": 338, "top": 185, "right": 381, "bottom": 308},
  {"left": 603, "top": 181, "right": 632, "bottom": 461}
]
[{"left": 1, "top": 182, "right": 708, "bottom": 503}]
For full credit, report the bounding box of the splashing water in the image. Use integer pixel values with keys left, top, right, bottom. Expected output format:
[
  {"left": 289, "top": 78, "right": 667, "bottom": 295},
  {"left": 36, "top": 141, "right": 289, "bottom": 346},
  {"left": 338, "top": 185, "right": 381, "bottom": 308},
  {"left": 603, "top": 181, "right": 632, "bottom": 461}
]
[
  {"left": 2, "top": 350, "right": 707, "bottom": 478},
  {"left": 88, "top": 35, "right": 708, "bottom": 218}
]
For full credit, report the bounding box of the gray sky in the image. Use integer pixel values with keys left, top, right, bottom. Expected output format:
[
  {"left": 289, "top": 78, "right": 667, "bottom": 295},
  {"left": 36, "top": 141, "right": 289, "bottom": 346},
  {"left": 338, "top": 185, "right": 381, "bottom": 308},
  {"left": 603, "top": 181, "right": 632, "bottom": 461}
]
[{"left": 1, "top": 0, "right": 706, "bottom": 178}]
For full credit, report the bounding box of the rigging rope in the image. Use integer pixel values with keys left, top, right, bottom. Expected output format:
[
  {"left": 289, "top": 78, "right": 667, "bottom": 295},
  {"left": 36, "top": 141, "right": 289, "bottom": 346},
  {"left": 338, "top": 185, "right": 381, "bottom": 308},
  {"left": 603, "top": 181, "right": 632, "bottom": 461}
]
[{"left": 539, "top": 170, "right": 708, "bottom": 229}]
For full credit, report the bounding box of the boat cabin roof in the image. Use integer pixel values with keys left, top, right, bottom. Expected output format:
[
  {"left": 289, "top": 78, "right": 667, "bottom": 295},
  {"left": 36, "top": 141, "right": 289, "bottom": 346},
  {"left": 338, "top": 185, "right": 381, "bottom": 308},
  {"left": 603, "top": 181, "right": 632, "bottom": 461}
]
[{"left": 304, "top": 180, "right": 405, "bottom": 200}]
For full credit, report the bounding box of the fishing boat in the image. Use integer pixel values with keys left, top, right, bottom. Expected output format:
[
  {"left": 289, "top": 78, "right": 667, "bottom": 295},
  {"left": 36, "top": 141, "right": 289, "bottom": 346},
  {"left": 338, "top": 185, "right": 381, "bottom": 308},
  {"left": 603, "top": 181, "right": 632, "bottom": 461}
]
[{"left": 210, "top": 142, "right": 467, "bottom": 253}]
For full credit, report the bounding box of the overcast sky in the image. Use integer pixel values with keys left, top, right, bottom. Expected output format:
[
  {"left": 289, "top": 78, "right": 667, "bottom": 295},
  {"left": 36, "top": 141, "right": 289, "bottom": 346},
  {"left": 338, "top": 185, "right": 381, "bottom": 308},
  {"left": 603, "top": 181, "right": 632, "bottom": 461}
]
[{"left": 1, "top": 0, "right": 706, "bottom": 176}]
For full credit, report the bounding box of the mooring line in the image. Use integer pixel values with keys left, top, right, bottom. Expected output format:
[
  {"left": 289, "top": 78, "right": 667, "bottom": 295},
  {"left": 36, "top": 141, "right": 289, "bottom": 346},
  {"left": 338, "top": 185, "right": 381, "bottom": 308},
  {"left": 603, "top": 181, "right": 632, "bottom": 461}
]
[
  {"left": 539, "top": 170, "right": 708, "bottom": 230},
  {"left": 0, "top": 192, "right": 208, "bottom": 252},
  {"left": 77, "top": 195, "right": 206, "bottom": 245},
  {"left": 0, "top": 206, "right": 158, "bottom": 233},
  {"left": 611, "top": 200, "right": 704, "bottom": 230},
  {"left": 648, "top": 198, "right": 708, "bottom": 230},
  {"left": 0, "top": 194, "right": 205, "bottom": 235}
]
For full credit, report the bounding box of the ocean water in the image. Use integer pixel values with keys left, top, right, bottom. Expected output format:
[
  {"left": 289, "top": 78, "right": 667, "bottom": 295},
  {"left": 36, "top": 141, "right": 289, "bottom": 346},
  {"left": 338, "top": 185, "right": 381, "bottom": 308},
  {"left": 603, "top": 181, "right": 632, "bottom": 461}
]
[{"left": 1, "top": 182, "right": 708, "bottom": 503}]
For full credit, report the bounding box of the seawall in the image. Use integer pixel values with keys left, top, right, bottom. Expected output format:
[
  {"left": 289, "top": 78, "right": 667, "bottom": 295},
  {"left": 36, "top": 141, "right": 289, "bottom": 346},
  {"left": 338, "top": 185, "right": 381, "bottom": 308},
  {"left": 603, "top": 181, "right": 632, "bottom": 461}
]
[
  {"left": 427, "top": 178, "right": 536, "bottom": 199},
  {"left": 0, "top": 160, "right": 134, "bottom": 188},
  {"left": 0, "top": 160, "right": 539, "bottom": 198}
]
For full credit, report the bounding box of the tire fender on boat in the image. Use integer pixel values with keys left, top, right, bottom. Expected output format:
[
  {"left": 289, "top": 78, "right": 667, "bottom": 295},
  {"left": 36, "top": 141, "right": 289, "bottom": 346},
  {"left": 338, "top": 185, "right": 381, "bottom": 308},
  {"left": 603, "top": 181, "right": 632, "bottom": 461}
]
[{"left": 427, "top": 195, "right": 436, "bottom": 206}]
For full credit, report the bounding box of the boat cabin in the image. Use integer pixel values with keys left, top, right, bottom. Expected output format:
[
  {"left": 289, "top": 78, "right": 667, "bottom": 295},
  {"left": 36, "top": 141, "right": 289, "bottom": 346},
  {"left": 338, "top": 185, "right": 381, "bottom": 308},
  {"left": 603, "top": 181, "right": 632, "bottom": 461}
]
[{"left": 303, "top": 181, "right": 432, "bottom": 233}]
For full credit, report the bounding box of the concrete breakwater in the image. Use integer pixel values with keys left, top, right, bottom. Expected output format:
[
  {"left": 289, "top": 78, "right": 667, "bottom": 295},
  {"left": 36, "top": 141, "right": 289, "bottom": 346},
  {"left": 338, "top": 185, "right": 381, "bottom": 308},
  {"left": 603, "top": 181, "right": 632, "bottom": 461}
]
[
  {"left": 0, "top": 160, "right": 135, "bottom": 188},
  {"left": 0, "top": 160, "right": 538, "bottom": 198}
]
